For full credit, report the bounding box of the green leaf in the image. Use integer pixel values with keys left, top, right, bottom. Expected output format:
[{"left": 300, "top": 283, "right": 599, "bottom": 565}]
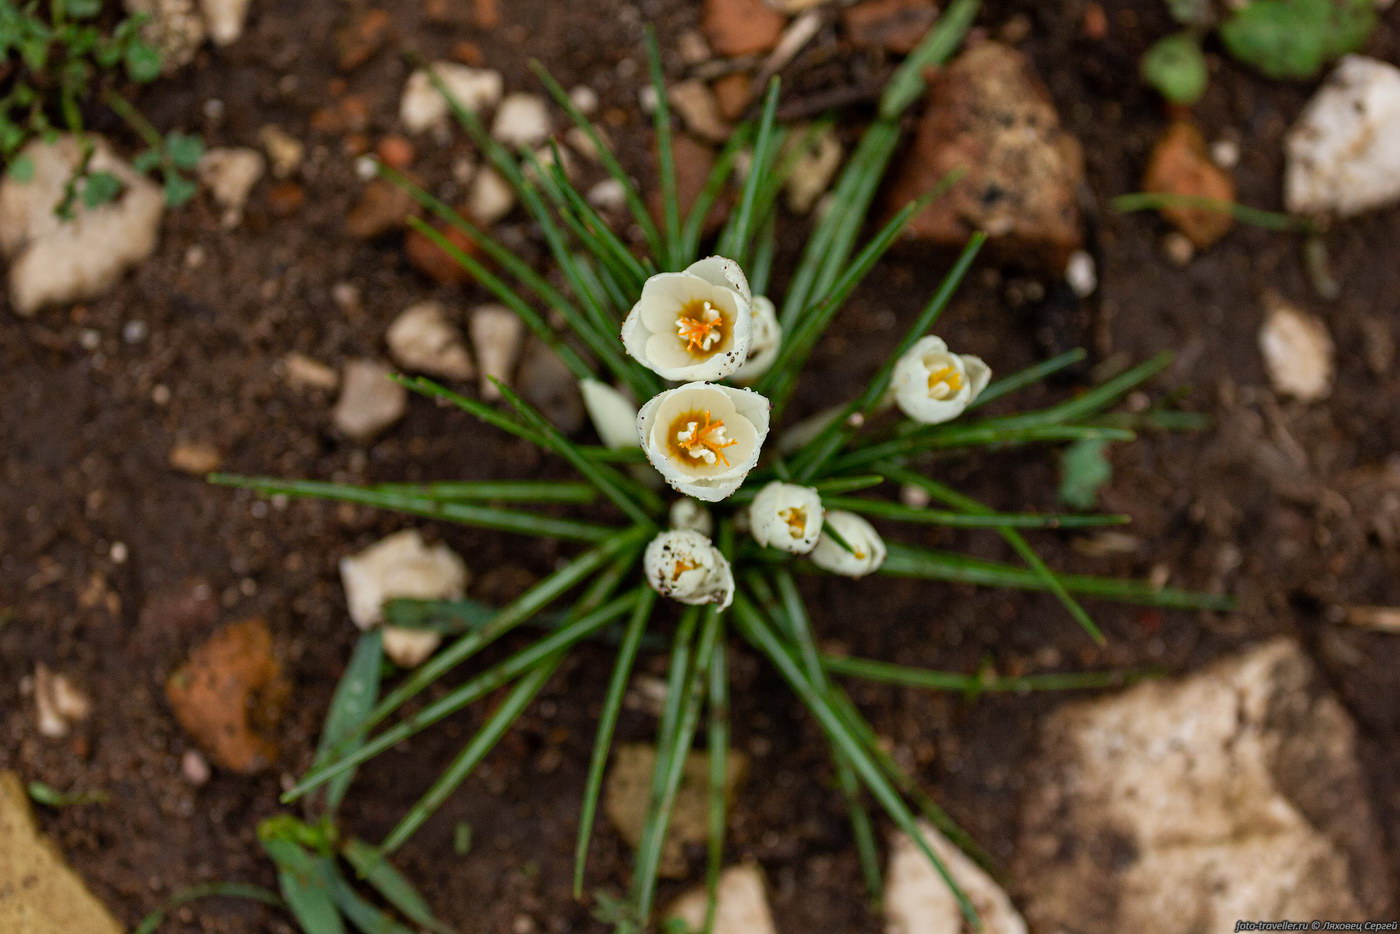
[
  {"left": 131, "top": 149, "right": 161, "bottom": 173},
  {"left": 27, "top": 780, "right": 109, "bottom": 807},
  {"left": 1059, "top": 438, "right": 1113, "bottom": 511},
  {"left": 82, "top": 171, "right": 123, "bottom": 208},
  {"left": 1219, "top": 0, "right": 1376, "bottom": 80},
  {"left": 341, "top": 839, "right": 451, "bottom": 933},
  {"left": 258, "top": 834, "right": 346, "bottom": 934},
  {"left": 7, "top": 155, "right": 35, "bottom": 182},
  {"left": 1141, "top": 33, "right": 1208, "bottom": 104},
  {"left": 314, "top": 630, "right": 383, "bottom": 814},
  {"left": 64, "top": 0, "right": 103, "bottom": 18},
  {"left": 328, "top": 871, "right": 418, "bottom": 934},
  {"left": 133, "top": 882, "right": 284, "bottom": 934},
  {"left": 125, "top": 41, "right": 163, "bottom": 83},
  {"left": 163, "top": 173, "right": 198, "bottom": 206},
  {"left": 164, "top": 131, "right": 205, "bottom": 169},
  {"left": 1165, "top": 0, "right": 1214, "bottom": 25}
]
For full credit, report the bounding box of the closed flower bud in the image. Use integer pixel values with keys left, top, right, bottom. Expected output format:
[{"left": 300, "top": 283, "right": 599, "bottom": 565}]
[
  {"left": 732, "top": 295, "right": 781, "bottom": 384},
  {"left": 891, "top": 335, "right": 990, "bottom": 425},
  {"left": 580, "top": 379, "right": 639, "bottom": 449},
  {"left": 749, "top": 481, "right": 823, "bottom": 554},
  {"left": 810, "top": 510, "right": 886, "bottom": 578},
  {"left": 643, "top": 529, "right": 734, "bottom": 609}
]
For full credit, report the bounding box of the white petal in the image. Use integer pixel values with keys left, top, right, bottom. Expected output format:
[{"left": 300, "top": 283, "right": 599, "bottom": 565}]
[
  {"left": 733, "top": 295, "right": 782, "bottom": 384},
  {"left": 685, "top": 255, "right": 752, "bottom": 303},
  {"left": 892, "top": 335, "right": 983, "bottom": 426},
  {"left": 961, "top": 354, "right": 992, "bottom": 399},
  {"left": 750, "top": 482, "right": 824, "bottom": 554},
  {"left": 580, "top": 379, "right": 639, "bottom": 449},
  {"left": 810, "top": 511, "right": 886, "bottom": 578}
]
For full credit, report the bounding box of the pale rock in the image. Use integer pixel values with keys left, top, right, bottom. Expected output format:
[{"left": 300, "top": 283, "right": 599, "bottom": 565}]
[
  {"left": 282, "top": 352, "right": 339, "bottom": 391},
  {"left": 1065, "top": 249, "right": 1097, "bottom": 297},
  {"left": 198, "top": 0, "right": 251, "bottom": 45},
  {"left": 669, "top": 79, "right": 730, "bottom": 143},
  {"left": 568, "top": 85, "right": 599, "bottom": 115},
  {"left": 332, "top": 359, "right": 407, "bottom": 440},
  {"left": 0, "top": 772, "right": 123, "bottom": 933},
  {"left": 339, "top": 529, "right": 469, "bottom": 667},
  {"left": 885, "top": 822, "right": 1027, "bottom": 934},
  {"left": 677, "top": 29, "right": 713, "bottom": 66},
  {"left": 168, "top": 441, "right": 223, "bottom": 475},
  {"left": 1285, "top": 56, "right": 1400, "bottom": 217},
  {"left": 587, "top": 178, "right": 627, "bottom": 213},
  {"left": 400, "top": 64, "right": 504, "bottom": 134},
  {"left": 467, "top": 166, "right": 516, "bottom": 224},
  {"left": 605, "top": 743, "right": 747, "bottom": 877},
  {"left": 386, "top": 301, "right": 475, "bottom": 381},
  {"left": 198, "top": 146, "right": 264, "bottom": 227},
  {"left": 258, "top": 125, "right": 304, "bottom": 179},
  {"left": 123, "top": 0, "right": 206, "bottom": 71},
  {"left": 491, "top": 93, "right": 552, "bottom": 147},
  {"left": 1259, "top": 294, "right": 1333, "bottom": 402},
  {"left": 666, "top": 865, "right": 776, "bottom": 934},
  {"left": 767, "top": 0, "right": 827, "bottom": 10},
  {"left": 0, "top": 135, "right": 163, "bottom": 316},
  {"left": 33, "top": 664, "right": 91, "bottom": 739},
  {"left": 1015, "top": 638, "right": 1394, "bottom": 933},
  {"left": 785, "top": 124, "right": 842, "bottom": 214},
  {"left": 565, "top": 126, "right": 604, "bottom": 161},
  {"left": 470, "top": 304, "right": 525, "bottom": 400},
  {"left": 517, "top": 339, "right": 584, "bottom": 433}
]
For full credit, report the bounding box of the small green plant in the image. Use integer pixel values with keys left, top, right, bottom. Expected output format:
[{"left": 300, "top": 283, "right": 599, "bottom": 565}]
[
  {"left": 1, "top": 0, "right": 202, "bottom": 209},
  {"left": 1141, "top": 0, "right": 1377, "bottom": 103},
  {"left": 215, "top": 1, "right": 1229, "bottom": 929}
]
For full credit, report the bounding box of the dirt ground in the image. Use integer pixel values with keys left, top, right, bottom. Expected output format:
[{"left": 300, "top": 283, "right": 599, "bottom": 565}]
[{"left": 2, "top": 0, "right": 1398, "bottom": 931}]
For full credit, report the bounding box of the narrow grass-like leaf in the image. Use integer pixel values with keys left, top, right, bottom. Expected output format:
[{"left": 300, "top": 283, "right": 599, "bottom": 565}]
[
  {"left": 574, "top": 589, "right": 658, "bottom": 896},
  {"left": 288, "top": 588, "right": 641, "bottom": 803},
  {"left": 821, "top": 495, "right": 1129, "bottom": 530},
  {"left": 680, "top": 126, "right": 752, "bottom": 263},
  {"left": 208, "top": 474, "right": 618, "bottom": 543},
  {"left": 880, "top": 0, "right": 981, "bottom": 118},
  {"left": 703, "top": 633, "right": 729, "bottom": 934},
  {"left": 259, "top": 838, "right": 345, "bottom": 934},
  {"left": 717, "top": 77, "right": 781, "bottom": 263},
  {"left": 316, "top": 630, "right": 384, "bottom": 814},
  {"left": 342, "top": 839, "right": 450, "bottom": 933},
  {"left": 133, "top": 883, "right": 284, "bottom": 934},
  {"left": 822, "top": 654, "right": 1153, "bottom": 694},
  {"left": 492, "top": 377, "right": 658, "bottom": 526},
  {"left": 979, "top": 351, "right": 1175, "bottom": 432},
  {"left": 876, "top": 542, "right": 1233, "bottom": 610},
  {"left": 380, "top": 655, "right": 562, "bottom": 853},
  {"left": 328, "top": 871, "right": 417, "bottom": 934},
  {"left": 830, "top": 424, "right": 1135, "bottom": 473},
  {"left": 1112, "top": 192, "right": 1316, "bottom": 233},
  {"left": 884, "top": 467, "right": 1105, "bottom": 643},
  {"left": 644, "top": 29, "right": 682, "bottom": 268},
  {"left": 969, "top": 349, "right": 1086, "bottom": 411},
  {"left": 731, "top": 593, "right": 979, "bottom": 928},
  {"left": 528, "top": 59, "right": 664, "bottom": 259},
  {"left": 367, "top": 480, "right": 597, "bottom": 505},
  {"left": 26, "top": 781, "right": 108, "bottom": 807}
]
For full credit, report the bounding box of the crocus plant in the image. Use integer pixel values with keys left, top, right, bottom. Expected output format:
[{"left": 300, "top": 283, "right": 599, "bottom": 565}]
[{"left": 212, "top": 6, "right": 1230, "bottom": 932}]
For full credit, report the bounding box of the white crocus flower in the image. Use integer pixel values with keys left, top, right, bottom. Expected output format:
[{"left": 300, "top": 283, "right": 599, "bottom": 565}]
[
  {"left": 732, "top": 295, "right": 781, "bottom": 384},
  {"left": 891, "top": 335, "right": 991, "bottom": 425},
  {"left": 643, "top": 529, "right": 734, "bottom": 609},
  {"left": 580, "top": 379, "right": 638, "bottom": 449},
  {"left": 810, "top": 510, "right": 886, "bottom": 578},
  {"left": 750, "top": 482, "right": 823, "bottom": 554},
  {"left": 669, "top": 498, "right": 714, "bottom": 537},
  {"left": 621, "top": 255, "right": 753, "bottom": 381},
  {"left": 637, "top": 381, "right": 770, "bottom": 502}
]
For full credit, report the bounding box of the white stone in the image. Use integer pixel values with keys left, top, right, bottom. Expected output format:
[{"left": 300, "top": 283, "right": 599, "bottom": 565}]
[
  {"left": 491, "top": 93, "right": 552, "bottom": 147},
  {"left": 332, "top": 359, "right": 407, "bottom": 440},
  {"left": 258, "top": 125, "right": 304, "bottom": 178},
  {"left": 467, "top": 166, "right": 515, "bottom": 224},
  {"left": 568, "top": 85, "right": 599, "bottom": 116},
  {"left": 1285, "top": 56, "right": 1400, "bottom": 217},
  {"left": 885, "top": 822, "right": 1027, "bottom": 934},
  {"left": 469, "top": 304, "right": 525, "bottom": 400},
  {"left": 282, "top": 352, "right": 339, "bottom": 391},
  {"left": 339, "top": 530, "right": 469, "bottom": 667},
  {"left": 198, "top": 146, "right": 264, "bottom": 227},
  {"left": 386, "top": 301, "right": 474, "bottom": 381},
  {"left": 0, "top": 135, "right": 163, "bottom": 316},
  {"left": 33, "top": 664, "right": 91, "bottom": 739},
  {"left": 1015, "top": 638, "right": 1394, "bottom": 933},
  {"left": 400, "top": 64, "right": 504, "bottom": 135},
  {"left": 785, "top": 125, "right": 843, "bottom": 214},
  {"left": 1258, "top": 294, "right": 1333, "bottom": 401},
  {"left": 586, "top": 178, "right": 626, "bottom": 212},
  {"left": 668, "top": 80, "right": 730, "bottom": 143},
  {"left": 123, "top": 0, "right": 205, "bottom": 71},
  {"left": 1064, "top": 249, "right": 1097, "bottom": 297},
  {"left": 198, "top": 0, "right": 251, "bottom": 45},
  {"left": 666, "top": 865, "right": 776, "bottom": 934}
]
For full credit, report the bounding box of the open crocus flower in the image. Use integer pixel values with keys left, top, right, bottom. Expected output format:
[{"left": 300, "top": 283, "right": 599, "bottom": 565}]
[
  {"left": 750, "top": 481, "right": 823, "bottom": 554},
  {"left": 637, "top": 382, "right": 770, "bottom": 502},
  {"left": 643, "top": 529, "right": 734, "bottom": 609},
  {"left": 621, "top": 256, "right": 753, "bottom": 381},
  {"left": 891, "top": 335, "right": 991, "bottom": 426},
  {"left": 580, "top": 379, "right": 638, "bottom": 449},
  {"left": 732, "top": 295, "right": 781, "bottom": 384},
  {"left": 810, "top": 510, "right": 886, "bottom": 578}
]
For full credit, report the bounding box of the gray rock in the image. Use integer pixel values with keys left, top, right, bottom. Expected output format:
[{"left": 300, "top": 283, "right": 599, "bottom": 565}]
[
  {"left": 0, "top": 135, "right": 163, "bottom": 316},
  {"left": 517, "top": 339, "right": 584, "bottom": 434},
  {"left": 1015, "top": 638, "right": 1394, "bottom": 933}
]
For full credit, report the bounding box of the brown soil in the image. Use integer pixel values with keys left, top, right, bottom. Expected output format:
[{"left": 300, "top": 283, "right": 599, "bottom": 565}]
[{"left": 3, "top": 1, "right": 1398, "bottom": 931}]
